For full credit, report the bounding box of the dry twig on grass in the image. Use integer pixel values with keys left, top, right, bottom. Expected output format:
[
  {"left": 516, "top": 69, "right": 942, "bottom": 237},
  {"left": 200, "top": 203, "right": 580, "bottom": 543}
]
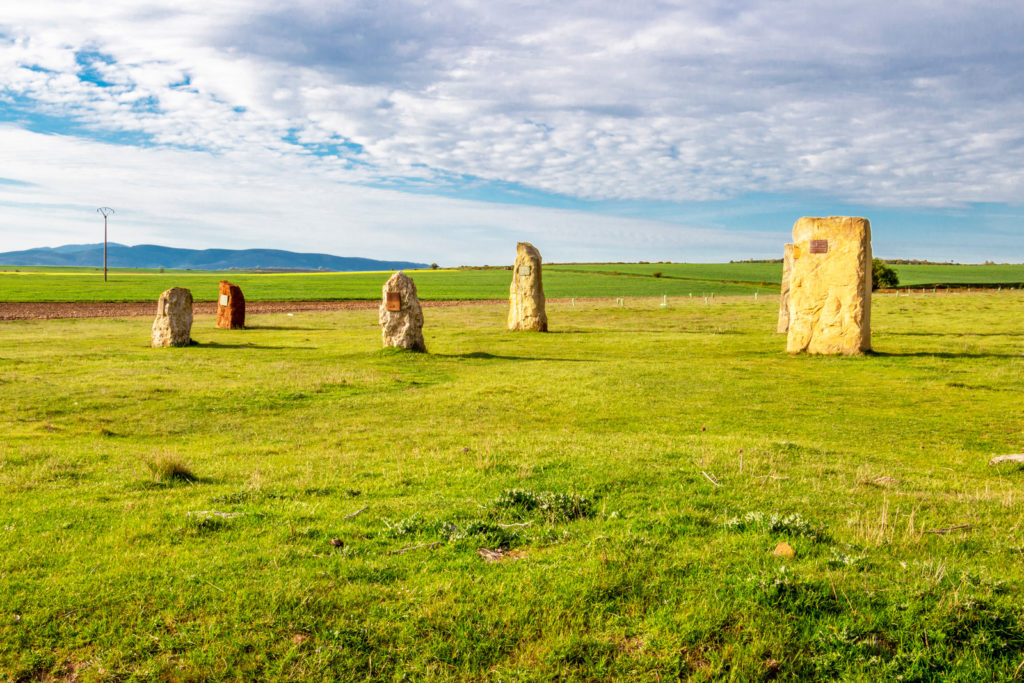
[
  {"left": 701, "top": 471, "right": 721, "bottom": 487},
  {"left": 344, "top": 506, "right": 368, "bottom": 519},
  {"left": 387, "top": 541, "right": 443, "bottom": 555},
  {"left": 188, "top": 511, "right": 244, "bottom": 519},
  {"left": 497, "top": 521, "right": 534, "bottom": 529},
  {"left": 923, "top": 524, "right": 973, "bottom": 535}
]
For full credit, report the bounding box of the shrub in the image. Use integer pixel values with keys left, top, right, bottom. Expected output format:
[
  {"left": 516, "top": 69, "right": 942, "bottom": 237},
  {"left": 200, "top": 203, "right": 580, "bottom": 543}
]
[
  {"left": 145, "top": 451, "right": 197, "bottom": 483},
  {"left": 872, "top": 259, "right": 899, "bottom": 290},
  {"left": 652, "top": 271, "right": 663, "bottom": 278}
]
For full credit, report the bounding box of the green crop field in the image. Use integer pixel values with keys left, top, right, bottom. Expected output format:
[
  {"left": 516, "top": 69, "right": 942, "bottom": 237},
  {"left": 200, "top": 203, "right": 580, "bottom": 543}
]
[
  {"left": 3, "top": 262, "right": 1023, "bottom": 305},
  {"left": 547, "top": 262, "right": 1024, "bottom": 288},
  {"left": 2, "top": 291, "right": 1023, "bottom": 680},
  {"left": 0, "top": 267, "right": 765, "bottom": 303}
]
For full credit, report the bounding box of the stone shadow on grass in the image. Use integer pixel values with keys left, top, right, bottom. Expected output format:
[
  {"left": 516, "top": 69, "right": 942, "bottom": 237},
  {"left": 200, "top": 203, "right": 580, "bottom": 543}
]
[
  {"left": 884, "top": 331, "right": 1024, "bottom": 338},
  {"left": 437, "top": 351, "right": 588, "bottom": 362},
  {"left": 194, "top": 341, "right": 315, "bottom": 350},
  {"left": 867, "top": 350, "right": 1023, "bottom": 359}
]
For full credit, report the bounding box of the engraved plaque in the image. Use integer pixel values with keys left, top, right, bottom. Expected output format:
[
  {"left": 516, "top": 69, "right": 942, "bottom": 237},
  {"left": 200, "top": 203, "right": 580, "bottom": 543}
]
[
  {"left": 386, "top": 292, "right": 401, "bottom": 311},
  {"left": 518, "top": 264, "right": 532, "bottom": 276},
  {"left": 219, "top": 294, "right": 229, "bottom": 306},
  {"left": 809, "top": 239, "right": 828, "bottom": 254}
]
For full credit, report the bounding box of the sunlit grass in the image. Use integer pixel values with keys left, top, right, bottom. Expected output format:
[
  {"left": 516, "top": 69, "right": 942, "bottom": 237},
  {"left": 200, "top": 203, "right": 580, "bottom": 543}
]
[{"left": 1, "top": 291, "right": 1023, "bottom": 679}]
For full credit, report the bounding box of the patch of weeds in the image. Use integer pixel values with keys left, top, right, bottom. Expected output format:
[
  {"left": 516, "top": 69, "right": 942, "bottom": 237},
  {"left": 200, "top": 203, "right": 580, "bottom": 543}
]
[
  {"left": 382, "top": 514, "right": 427, "bottom": 538},
  {"left": 812, "top": 627, "right": 898, "bottom": 678},
  {"left": 827, "top": 548, "right": 866, "bottom": 569},
  {"left": 749, "top": 566, "right": 839, "bottom": 614},
  {"left": 145, "top": 452, "right": 197, "bottom": 485},
  {"left": 492, "top": 488, "right": 595, "bottom": 522},
  {"left": 435, "top": 519, "right": 519, "bottom": 548},
  {"left": 537, "top": 528, "right": 572, "bottom": 546},
  {"left": 210, "top": 490, "right": 258, "bottom": 505},
  {"left": 183, "top": 515, "right": 228, "bottom": 535},
  {"left": 723, "top": 511, "right": 828, "bottom": 542}
]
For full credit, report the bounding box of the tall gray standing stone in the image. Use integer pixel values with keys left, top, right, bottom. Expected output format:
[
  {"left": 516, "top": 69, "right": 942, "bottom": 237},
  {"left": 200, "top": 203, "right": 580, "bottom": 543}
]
[
  {"left": 379, "top": 271, "right": 426, "bottom": 351},
  {"left": 777, "top": 243, "right": 794, "bottom": 334},
  {"left": 151, "top": 287, "right": 194, "bottom": 347},
  {"left": 507, "top": 242, "right": 547, "bottom": 331}
]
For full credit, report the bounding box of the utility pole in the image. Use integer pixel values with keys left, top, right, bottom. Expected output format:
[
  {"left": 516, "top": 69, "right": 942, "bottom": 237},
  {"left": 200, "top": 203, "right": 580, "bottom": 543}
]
[{"left": 97, "top": 207, "right": 114, "bottom": 282}]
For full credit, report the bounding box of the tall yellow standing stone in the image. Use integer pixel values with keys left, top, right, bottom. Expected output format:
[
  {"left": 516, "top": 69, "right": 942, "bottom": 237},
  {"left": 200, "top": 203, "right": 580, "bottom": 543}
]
[
  {"left": 507, "top": 242, "right": 547, "bottom": 331},
  {"left": 786, "top": 217, "right": 871, "bottom": 355},
  {"left": 777, "top": 243, "right": 794, "bottom": 334}
]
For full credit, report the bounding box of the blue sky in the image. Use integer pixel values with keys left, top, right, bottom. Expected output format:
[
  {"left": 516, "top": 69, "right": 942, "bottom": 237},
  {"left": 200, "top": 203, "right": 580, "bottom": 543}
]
[{"left": 1, "top": 1, "right": 1022, "bottom": 264}]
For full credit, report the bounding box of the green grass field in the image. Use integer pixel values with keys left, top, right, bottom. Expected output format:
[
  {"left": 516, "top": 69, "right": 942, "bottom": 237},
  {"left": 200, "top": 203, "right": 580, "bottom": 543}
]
[
  {"left": 548, "top": 263, "right": 1024, "bottom": 288},
  {"left": 0, "top": 267, "right": 764, "bottom": 303},
  {"left": 2, "top": 263, "right": 1023, "bottom": 304},
  {"left": 2, "top": 291, "right": 1023, "bottom": 679}
]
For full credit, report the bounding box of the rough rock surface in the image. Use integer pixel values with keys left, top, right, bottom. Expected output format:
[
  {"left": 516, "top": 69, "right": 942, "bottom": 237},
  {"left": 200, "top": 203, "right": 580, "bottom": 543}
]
[
  {"left": 379, "top": 271, "right": 426, "bottom": 351},
  {"left": 216, "top": 280, "right": 246, "bottom": 329},
  {"left": 786, "top": 216, "right": 871, "bottom": 355},
  {"left": 151, "top": 287, "right": 194, "bottom": 347},
  {"left": 777, "top": 244, "right": 794, "bottom": 334},
  {"left": 507, "top": 242, "right": 548, "bottom": 331}
]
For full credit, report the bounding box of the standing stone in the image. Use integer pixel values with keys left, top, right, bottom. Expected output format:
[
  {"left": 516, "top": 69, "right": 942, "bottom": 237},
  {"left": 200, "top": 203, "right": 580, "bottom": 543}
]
[
  {"left": 786, "top": 216, "right": 871, "bottom": 355},
  {"left": 216, "top": 280, "right": 245, "bottom": 329},
  {"left": 777, "top": 244, "right": 794, "bottom": 334},
  {"left": 507, "top": 242, "right": 547, "bottom": 331},
  {"left": 151, "top": 287, "right": 194, "bottom": 347},
  {"left": 379, "top": 271, "right": 426, "bottom": 351}
]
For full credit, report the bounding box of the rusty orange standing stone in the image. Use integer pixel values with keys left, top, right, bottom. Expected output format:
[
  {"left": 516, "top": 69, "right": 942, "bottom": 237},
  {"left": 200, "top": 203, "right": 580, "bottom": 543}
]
[{"left": 216, "top": 280, "right": 245, "bottom": 329}]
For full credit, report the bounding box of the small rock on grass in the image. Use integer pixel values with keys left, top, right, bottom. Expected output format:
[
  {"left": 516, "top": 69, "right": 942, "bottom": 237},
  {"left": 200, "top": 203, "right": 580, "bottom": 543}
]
[
  {"left": 329, "top": 538, "right": 344, "bottom": 547},
  {"left": 772, "top": 542, "right": 795, "bottom": 559}
]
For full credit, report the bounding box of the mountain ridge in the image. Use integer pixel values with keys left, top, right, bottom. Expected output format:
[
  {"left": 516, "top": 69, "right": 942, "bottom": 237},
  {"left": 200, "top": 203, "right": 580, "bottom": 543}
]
[{"left": 0, "top": 243, "right": 429, "bottom": 271}]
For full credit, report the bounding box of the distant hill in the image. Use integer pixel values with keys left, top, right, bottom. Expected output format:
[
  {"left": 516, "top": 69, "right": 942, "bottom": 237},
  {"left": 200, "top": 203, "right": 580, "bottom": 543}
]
[{"left": 0, "top": 243, "right": 428, "bottom": 271}]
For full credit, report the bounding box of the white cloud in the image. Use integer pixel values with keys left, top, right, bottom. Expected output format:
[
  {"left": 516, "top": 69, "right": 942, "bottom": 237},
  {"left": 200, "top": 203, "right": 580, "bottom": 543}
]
[
  {"left": 0, "top": 0, "right": 1023, "bottom": 260},
  {"left": 0, "top": 126, "right": 780, "bottom": 263}
]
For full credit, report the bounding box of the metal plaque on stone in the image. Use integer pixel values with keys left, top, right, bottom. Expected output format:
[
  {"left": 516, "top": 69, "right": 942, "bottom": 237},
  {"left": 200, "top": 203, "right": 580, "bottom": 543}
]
[
  {"left": 809, "top": 239, "right": 828, "bottom": 254},
  {"left": 386, "top": 292, "right": 401, "bottom": 311},
  {"left": 219, "top": 294, "right": 229, "bottom": 306},
  {"left": 518, "top": 264, "right": 532, "bottom": 276}
]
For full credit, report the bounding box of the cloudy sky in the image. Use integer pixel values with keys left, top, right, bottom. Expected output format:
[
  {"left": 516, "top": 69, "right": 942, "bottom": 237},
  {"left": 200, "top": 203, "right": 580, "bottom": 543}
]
[{"left": 1, "top": 1, "right": 1023, "bottom": 265}]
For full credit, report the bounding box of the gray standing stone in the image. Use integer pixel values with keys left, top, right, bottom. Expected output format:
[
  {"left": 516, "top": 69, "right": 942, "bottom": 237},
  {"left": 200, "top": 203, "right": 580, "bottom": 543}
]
[
  {"left": 379, "top": 272, "right": 426, "bottom": 351},
  {"left": 151, "top": 287, "right": 193, "bottom": 347}
]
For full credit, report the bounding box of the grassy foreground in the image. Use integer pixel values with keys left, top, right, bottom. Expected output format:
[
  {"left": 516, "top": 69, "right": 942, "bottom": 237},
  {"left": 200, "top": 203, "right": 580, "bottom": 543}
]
[{"left": 2, "top": 292, "right": 1024, "bottom": 680}]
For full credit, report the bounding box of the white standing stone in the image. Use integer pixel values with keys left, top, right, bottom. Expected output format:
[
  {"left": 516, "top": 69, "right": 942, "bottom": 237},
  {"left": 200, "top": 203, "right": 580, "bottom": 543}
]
[
  {"left": 151, "top": 287, "right": 194, "bottom": 347},
  {"left": 379, "top": 272, "right": 426, "bottom": 351}
]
